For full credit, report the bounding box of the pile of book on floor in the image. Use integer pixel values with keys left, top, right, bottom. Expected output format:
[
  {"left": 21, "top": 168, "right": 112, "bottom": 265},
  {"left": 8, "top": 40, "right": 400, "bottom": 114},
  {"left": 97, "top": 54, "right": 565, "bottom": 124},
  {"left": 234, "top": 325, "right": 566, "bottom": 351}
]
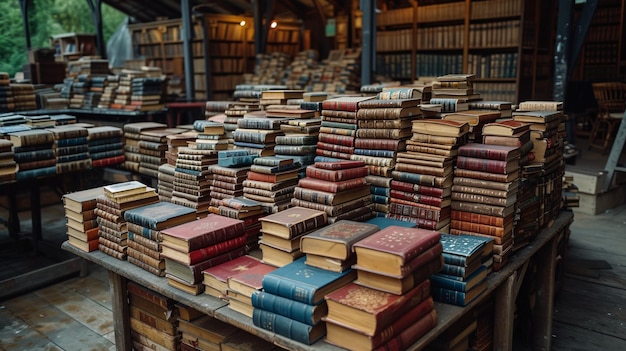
[
  {"left": 202, "top": 254, "right": 261, "bottom": 303},
  {"left": 87, "top": 125, "right": 125, "bottom": 168},
  {"left": 95, "top": 181, "right": 159, "bottom": 260},
  {"left": 50, "top": 125, "right": 92, "bottom": 174},
  {"left": 0, "top": 139, "right": 17, "bottom": 182},
  {"left": 160, "top": 214, "right": 249, "bottom": 295},
  {"left": 324, "top": 225, "right": 442, "bottom": 350},
  {"left": 292, "top": 160, "right": 374, "bottom": 223},
  {"left": 127, "top": 281, "right": 179, "bottom": 351},
  {"left": 243, "top": 155, "right": 300, "bottom": 214},
  {"left": 62, "top": 186, "right": 104, "bottom": 252},
  {"left": 258, "top": 206, "right": 327, "bottom": 268},
  {"left": 10, "top": 129, "right": 57, "bottom": 180},
  {"left": 430, "top": 233, "right": 494, "bottom": 307},
  {"left": 124, "top": 201, "right": 197, "bottom": 276}
]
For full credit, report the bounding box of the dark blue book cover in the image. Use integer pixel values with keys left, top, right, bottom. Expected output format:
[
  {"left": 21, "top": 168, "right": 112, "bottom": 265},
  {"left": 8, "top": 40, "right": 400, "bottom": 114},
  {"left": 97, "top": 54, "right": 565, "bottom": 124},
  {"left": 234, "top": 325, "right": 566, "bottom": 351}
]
[
  {"left": 123, "top": 201, "right": 196, "bottom": 230},
  {"left": 218, "top": 149, "right": 249, "bottom": 159},
  {"left": 431, "top": 265, "right": 488, "bottom": 292},
  {"left": 217, "top": 154, "right": 258, "bottom": 168},
  {"left": 261, "top": 257, "right": 355, "bottom": 305},
  {"left": 252, "top": 307, "right": 325, "bottom": 345},
  {"left": 366, "top": 216, "right": 417, "bottom": 229},
  {"left": 440, "top": 233, "right": 486, "bottom": 266},
  {"left": 251, "top": 290, "right": 326, "bottom": 326}
]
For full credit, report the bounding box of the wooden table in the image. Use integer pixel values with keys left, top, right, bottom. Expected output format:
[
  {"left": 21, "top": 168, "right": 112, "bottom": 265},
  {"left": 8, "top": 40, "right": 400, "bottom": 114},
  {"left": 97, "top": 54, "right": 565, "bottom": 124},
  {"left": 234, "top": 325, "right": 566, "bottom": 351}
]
[
  {"left": 62, "top": 211, "right": 574, "bottom": 351},
  {"left": 165, "top": 102, "right": 207, "bottom": 127}
]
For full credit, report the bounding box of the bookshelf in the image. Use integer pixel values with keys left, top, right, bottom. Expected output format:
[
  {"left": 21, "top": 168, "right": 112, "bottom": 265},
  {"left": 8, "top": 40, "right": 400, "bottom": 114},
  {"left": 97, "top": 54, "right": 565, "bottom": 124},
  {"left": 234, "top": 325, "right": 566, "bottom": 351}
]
[
  {"left": 50, "top": 33, "right": 97, "bottom": 62},
  {"left": 574, "top": 0, "right": 626, "bottom": 82},
  {"left": 129, "top": 15, "right": 302, "bottom": 101},
  {"left": 375, "top": 0, "right": 556, "bottom": 103}
]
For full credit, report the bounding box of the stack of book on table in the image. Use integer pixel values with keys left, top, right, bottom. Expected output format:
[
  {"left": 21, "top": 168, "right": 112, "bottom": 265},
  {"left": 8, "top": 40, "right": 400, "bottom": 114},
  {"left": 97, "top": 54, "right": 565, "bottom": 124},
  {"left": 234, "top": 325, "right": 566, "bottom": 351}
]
[
  {"left": 137, "top": 127, "right": 186, "bottom": 179},
  {"left": 430, "top": 74, "right": 480, "bottom": 113},
  {"left": 442, "top": 109, "right": 501, "bottom": 142},
  {"left": 223, "top": 101, "right": 262, "bottom": 147},
  {"left": 233, "top": 110, "right": 286, "bottom": 157},
  {"left": 243, "top": 155, "right": 300, "bottom": 213},
  {"left": 275, "top": 117, "right": 320, "bottom": 178},
  {"left": 292, "top": 160, "right": 374, "bottom": 223},
  {"left": 0, "top": 139, "right": 17, "bottom": 182},
  {"left": 87, "top": 125, "right": 125, "bottom": 168},
  {"left": 9, "top": 129, "right": 56, "bottom": 180},
  {"left": 11, "top": 83, "right": 37, "bottom": 111},
  {"left": 225, "top": 259, "right": 276, "bottom": 317},
  {"left": 218, "top": 196, "right": 264, "bottom": 249},
  {"left": 95, "top": 181, "right": 159, "bottom": 260},
  {"left": 63, "top": 186, "right": 104, "bottom": 252},
  {"left": 208, "top": 149, "right": 255, "bottom": 208},
  {"left": 451, "top": 143, "right": 520, "bottom": 271},
  {"left": 160, "top": 130, "right": 198, "bottom": 202},
  {"left": 122, "top": 122, "right": 167, "bottom": 173},
  {"left": 323, "top": 225, "right": 442, "bottom": 350},
  {"left": 316, "top": 96, "right": 374, "bottom": 162},
  {"left": 126, "top": 77, "right": 165, "bottom": 112},
  {"left": 431, "top": 233, "right": 494, "bottom": 307},
  {"left": 49, "top": 125, "right": 91, "bottom": 174},
  {"left": 259, "top": 89, "right": 304, "bottom": 108},
  {"left": 390, "top": 119, "right": 470, "bottom": 230},
  {"left": 170, "top": 144, "right": 218, "bottom": 217},
  {"left": 258, "top": 206, "right": 327, "bottom": 268},
  {"left": 201, "top": 254, "right": 260, "bottom": 300},
  {"left": 189, "top": 120, "right": 229, "bottom": 152},
  {"left": 253, "top": 256, "right": 356, "bottom": 345},
  {"left": 159, "top": 214, "right": 249, "bottom": 295},
  {"left": 123, "top": 201, "right": 197, "bottom": 276},
  {"left": 127, "top": 281, "right": 179, "bottom": 351}
]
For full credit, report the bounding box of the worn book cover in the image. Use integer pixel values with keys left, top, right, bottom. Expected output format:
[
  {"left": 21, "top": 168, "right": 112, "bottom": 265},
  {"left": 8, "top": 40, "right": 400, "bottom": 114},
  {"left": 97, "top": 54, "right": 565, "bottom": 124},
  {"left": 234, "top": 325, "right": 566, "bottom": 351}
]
[
  {"left": 162, "top": 234, "right": 247, "bottom": 265},
  {"left": 482, "top": 119, "right": 530, "bottom": 136},
  {"left": 123, "top": 201, "right": 197, "bottom": 230},
  {"left": 439, "top": 233, "right": 487, "bottom": 267},
  {"left": 104, "top": 180, "right": 147, "bottom": 198},
  {"left": 411, "top": 119, "right": 470, "bottom": 137},
  {"left": 300, "top": 220, "right": 379, "bottom": 260},
  {"left": 164, "top": 245, "right": 249, "bottom": 285},
  {"left": 160, "top": 214, "right": 245, "bottom": 252},
  {"left": 227, "top": 262, "right": 277, "bottom": 298},
  {"left": 62, "top": 186, "right": 104, "bottom": 213},
  {"left": 458, "top": 143, "right": 520, "bottom": 161},
  {"left": 259, "top": 206, "right": 327, "bottom": 239},
  {"left": 201, "top": 255, "right": 262, "bottom": 295},
  {"left": 251, "top": 290, "right": 328, "bottom": 326},
  {"left": 252, "top": 307, "right": 326, "bottom": 345}
]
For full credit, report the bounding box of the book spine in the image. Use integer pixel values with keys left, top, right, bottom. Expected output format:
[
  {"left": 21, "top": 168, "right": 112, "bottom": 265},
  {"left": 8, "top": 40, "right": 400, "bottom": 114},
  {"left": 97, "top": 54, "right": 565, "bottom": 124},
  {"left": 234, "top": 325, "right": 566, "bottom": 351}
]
[
  {"left": 128, "top": 232, "right": 161, "bottom": 252},
  {"left": 273, "top": 145, "right": 317, "bottom": 155},
  {"left": 321, "top": 116, "right": 357, "bottom": 124},
  {"left": 127, "top": 239, "right": 161, "bottom": 260},
  {"left": 297, "top": 177, "right": 366, "bottom": 193},
  {"left": 251, "top": 291, "right": 321, "bottom": 326},
  {"left": 459, "top": 146, "right": 512, "bottom": 161},
  {"left": 354, "top": 138, "right": 403, "bottom": 151},
  {"left": 55, "top": 136, "right": 87, "bottom": 147},
  {"left": 373, "top": 309, "right": 438, "bottom": 351},
  {"left": 450, "top": 201, "right": 508, "bottom": 217},
  {"left": 410, "top": 133, "right": 460, "bottom": 145},
  {"left": 94, "top": 208, "right": 124, "bottom": 224},
  {"left": 305, "top": 166, "right": 368, "bottom": 182},
  {"left": 184, "top": 235, "right": 247, "bottom": 265},
  {"left": 449, "top": 229, "right": 505, "bottom": 245},
  {"left": 252, "top": 308, "right": 319, "bottom": 345},
  {"left": 450, "top": 210, "right": 505, "bottom": 227},
  {"left": 440, "top": 263, "right": 470, "bottom": 277},
  {"left": 275, "top": 135, "right": 318, "bottom": 145},
  {"left": 187, "top": 222, "right": 245, "bottom": 250},
  {"left": 430, "top": 287, "right": 470, "bottom": 306},
  {"left": 211, "top": 179, "right": 242, "bottom": 191},
  {"left": 391, "top": 181, "right": 444, "bottom": 198},
  {"left": 13, "top": 158, "right": 56, "bottom": 171},
  {"left": 394, "top": 163, "right": 447, "bottom": 177},
  {"left": 451, "top": 192, "right": 510, "bottom": 207},
  {"left": 14, "top": 149, "right": 55, "bottom": 162},
  {"left": 457, "top": 156, "right": 511, "bottom": 174},
  {"left": 450, "top": 220, "right": 506, "bottom": 237},
  {"left": 98, "top": 243, "right": 127, "bottom": 259},
  {"left": 128, "top": 256, "right": 165, "bottom": 277},
  {"left": 126, "top": 222, "right": 163, "bottom": 241},
  {"left": 318, "top": 133, "right": 355, "bottom": 147},
  {"left": 290, "top": 195, "right": 372, "bottom": 217},
  {"left": 129, "top": 306, "right": 175, "bottom": 336},
  {"left": 250, "top": 163, "right": 300, "bottom": 175},
  {"left": 318, "top": 127, "right": 356, "bottom": 136},
  {"left": 99, "top": 231, "right": 126, "bottom": 246},
  {"left": 453, "top": 168, "right": 512, "bottom": 182},
  {"left": 322, "top": 100, "right": 359, "bottom": 111},
  {"left": 391, "top": 171, "right": 444, "bottom": 187},
  {"left": 127, "top": 247, "right": 165, "bottom": 270},
  {"left": 261, "top": 274, "right": 316, "bottom": 305},
  {"left": 355, "top": 128, "right": 406, "bottom": 139},
  {"left": 390, "top": 189, "right": 443, "bottom": 207},
  {"left": 453, "top": 177, "right": 514, "bottom": 192},
  {"left": 55, "top": 144, "right": 89, "bottom": 156},
  {"left": 321, "top": 109, "right": 357, "bottom": 118},
  {"left": 316, "top": 142, "right": 355, "bottom": 155}
]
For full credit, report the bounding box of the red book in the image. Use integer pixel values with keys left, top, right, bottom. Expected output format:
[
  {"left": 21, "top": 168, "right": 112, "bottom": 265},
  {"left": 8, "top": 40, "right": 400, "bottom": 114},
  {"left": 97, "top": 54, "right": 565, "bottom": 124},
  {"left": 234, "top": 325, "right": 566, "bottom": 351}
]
[
  {"left": 313, "top": 160, "right": 365, "bottom": 170},
  {"left": 458, "top": 143, "right": 520, "bottom": 161},
  {"left": 324, "top": 279, "right": 431, "bottom": 336},
  {"left": 297, "top": 177, "right": 367, "bottom": 193},
  {"left": 201, "top": 255, "right": 263, "bottom": 294},
  {"left": 318, "top": 133, "right": 355, "bottom": 147},
  {"left": 456, "top": 156, "right": 519, "bottom": 175},
  {"left": 390, "top": 180, "right": 448, "bottom": 198},
  {"left": 353, "top": 225, "right": 441, "bottom": 270},
  {"left": 372, "top": 309, "right": 438, "bottom": 351},
  {"left": 246, "top": 169, "right": 300, "bottom": 183},
  {"left": 321, "top": 96, "right": 375, "bottom": 112},
  {"left": 161, "top": 235, "right": 248, "bottom": 265},
  {"left": 353, "top": 242, "right": 443, "bottom": 279},
  {"left": 160, "top": 214, "right": 245, "bottom": 252},
  {"left": 482, "top": 119, "right": 530, "bottom": 136},
  {"left": 389, "top": 189, "right": 449, "bottom": 207},
  {"left": 316, "top": 141, "right": 355, "bottom": 154},
  {"left": 227, "top": 262, "right": 277, "bottom": 298},
  {"left": 451, "top": 210, "right": 513, "bottom": 227},
  {"left": 305, "top": 165, "right": 369, "bottom": 181}
]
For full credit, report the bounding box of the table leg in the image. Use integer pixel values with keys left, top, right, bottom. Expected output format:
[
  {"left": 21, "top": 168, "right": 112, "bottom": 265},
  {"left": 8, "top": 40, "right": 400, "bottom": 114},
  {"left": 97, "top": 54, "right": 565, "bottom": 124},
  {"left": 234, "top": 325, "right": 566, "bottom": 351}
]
[
  {"left": 109, "top": 270, "right": 132, "bottom": 351},
  {"left": 7, "top": 185, "right": 20, "bottom": 237},
  {"left": 30, "top": 185, "right": 41, "bottom": 253},
  {"left": 494, "top": 271, "right": 517, "bottom": 351},
  {"left": 533, "top": 236, "right": 558, "bottom": 351}
]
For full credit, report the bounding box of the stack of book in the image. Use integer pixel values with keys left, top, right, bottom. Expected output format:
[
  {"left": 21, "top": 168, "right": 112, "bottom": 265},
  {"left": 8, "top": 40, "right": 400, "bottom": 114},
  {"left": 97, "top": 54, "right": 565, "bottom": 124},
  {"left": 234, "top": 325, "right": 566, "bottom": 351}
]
[
  {"left": 253, "top": 256, "right": 356, "bottom": 345},
  {"left": 243, "top": 156, "right": 301, "bottom": 213},
  {"left": 10, "top": 129, "right": 57, "bottom": 180},
  {"left": 275, "top": 119, "right": 320, "bottom": 176},
  {"left": 208, "top": 149, "right": 255, "bottom": 206},
  {"left": 170, "top": 146, "right": 218, "bottom": 217},
  {"left": 96, "top": 75, "right": 119, "bottom": 109},
  {"left": 390, "top": 119, "right": 470, "bottom": 230},
  {"left": 204, "top": 100, "right": 231, "bottom": 118},
  {"left": 431, "top": 233, "right": 493, "bottom": 307},
  {"left": 226, "top": 260, "right": 276, "bottom": 317},
  {"left": 469, "top": 100, "right": 513, "bottom": 118},
  {"left": 259, "top": 89, "right": 304, "bottom": 108},
  {"left": 0, "top": 72, "right": 14, "bottom": 112},
  {"left": 316, "top": 96, "right": 374, "bottom": 162},
  {"left": 324, "top": 225, "right": 441, "bottom": 350},
  {"left": 122, "top": 122, "right": 167, "bottom": 173},
  {"left": 300, "top": 220, "right": 379, "bottom": 273},
  {"left": 442, "top": 110, "right": 501, "bottom": 142},
  {"left": 0, "top": 139, "right": 17, "bottom": 182},
  {"left": 165, "top": 130, "right": 198, "bottom": 166},
  {"left": 0, "top": 114, "right": 25, "bottom": 126},
  {"left": 138, "top": 127, "right": 185, "bottom": 178},
  {"left": 157, "top": 163, "right": 176, "bottom": 202},
  {"left": 202, "top": 254, "right": 261, "bottom": 300},
  {"left": 258, "top": 206, "right": 327, "bottom": 268},
  {"left": 127, "top": 281, "right": 179, "bottom": 351},
  {"left": 87, "top": 126, "right": 125, "bottom": 167},
  {"left": 282, "top": 51, "right": 320, "bottom": 90},
  {"left": 223, "top": 101, "right": 262, "bottom": 147},
  {"left": 233, "top": 112, "right": 285, "bottom": 157},
  {"left": 190, "top": 120, "right": 229, "bottom": 152},
  {"left": 292, "top": 161, "right": 374, "bottom": 223},
  {"left": 158, "top": 214, "right": 248, "bottom": 295},
  {"left": 451, "top": 143, "right": 520, "bottom": 271},
  {"left": 218, "top": 197, "right": 265, "bottom": 249},
  {"left": 126, "top": 77, "right": 165, "bottom": 112},
  {"left": 63, "top": 186, "right": 103, "bottom": 252},
  {"left": 513, "top": 101, "right": 565, "bottom": 231},
  {"left": 178, "top": 314, "right": 239, "bottom": 351},
  {"left": 24, "top": 115, "right": 55, "bottom": 129},
  {"left": 96, "top": 181, "right": 159, "bottom": 260},
  {"left": 430, "top": 73, "right": 479, "bottom": 113},
  {"left": 365, "top": 174, "right": 392, "bottom": 217},
  {"left": 50, "top": 114, "right": 77, "bottom": 126},
  {"left": 247, "top": 52, "right": 292, "bottom": 86},
  {"left": 11, "top": 83, "right": 37, "bottom": 111},
  {"left": 49, "top": 125, "right": 91, "bottom": 174},
  {"left": 110, "top": 70, "right": 142, "bottom": 110},
  {"left": 124, "top": 201, "right": 197, "bottom": 276}
]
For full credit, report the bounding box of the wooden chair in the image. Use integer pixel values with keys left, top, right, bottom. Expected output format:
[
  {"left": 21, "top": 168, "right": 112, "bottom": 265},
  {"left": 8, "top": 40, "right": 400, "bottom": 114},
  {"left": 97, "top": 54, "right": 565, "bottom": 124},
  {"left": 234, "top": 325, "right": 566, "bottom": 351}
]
[{"left": 589, "top": 82, "right": 626, "bottom": 154}]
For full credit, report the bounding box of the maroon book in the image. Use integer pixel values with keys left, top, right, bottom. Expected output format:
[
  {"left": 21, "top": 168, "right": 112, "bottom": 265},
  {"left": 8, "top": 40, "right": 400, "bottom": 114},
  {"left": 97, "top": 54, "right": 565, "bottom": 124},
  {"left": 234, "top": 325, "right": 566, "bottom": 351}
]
[
  {"left": 297, "top": 177, "right": 367, "bottom": 193},
  {"left": 160, "top": 214, "right": 245, "bottom": 252},
  {"left": 313, "top": 160, "right": 365, "bottom": 170},
  {"left": 201, "top": 255, "right": 262, "bottom": 293},
  {"left": 305, "top": 165, "right": 369, "bottom": 181},
  {"left": 162, "top": 235, "right": 248, "bottom": 265},
  {"left": 456, "top": 156, "right": 519, "bottom": 175},
  {"left": 458, "top": 143, "right": 520, "bottom": 161},
  {"left": 227, "top": 262, "right": 277, "bottom": 297}
]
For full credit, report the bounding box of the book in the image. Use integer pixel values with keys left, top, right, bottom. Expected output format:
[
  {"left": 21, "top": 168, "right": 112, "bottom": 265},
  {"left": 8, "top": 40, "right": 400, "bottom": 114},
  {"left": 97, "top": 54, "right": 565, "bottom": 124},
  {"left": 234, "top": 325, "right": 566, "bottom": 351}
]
[
  {"left": 259, "top": 242, "right": 305, "bottom": 267},
  {"left": 300, "top": 220, "right": 380, "bottom": 260},
  {"left": 201, "top": 255, "right": 262, "bottom": 296},
  {"left": 456, "top": 156, "right": 519, "bottom": 175},
  {"left": 482, "top": 119, "right": 530, "bottom": 136},
  {"left": 297, "top": 177, "right": 367, "bottom": 193},
  {"left": 62, "top": 186, "right": 104, "bottom": 213},
  {"left": 259, "top": 206, "right": 327, "bottom": 239},
  {"left": 431, "top": 279, "right": 487, "bottom": 306},
  {"left": 246, "top": 169, "right": 299, "bottom": 183},
  {"left": 261, "top": 256, "right": 356, "bottom": 305},
  {"left": 252, "top": 307, "right": 326, "bottom": 345},
  {"left": 304, "top": 253, "right": 355, "bottom": 273},
  {"left": 352, "top": 225, "right": 441, "bottom": 273},
  {"left": 458, "top": 143, "right": 520, "bottom": 161},
  {"left": 123, "top": 202, "right": 197, "bottom": 230},
  {"left": 251, "top": 290, "right": 328, "bottom": 325},
  {"left": 227, "top": 262, "right": 277, "bottom": 298},
  {"left": 439, "top": 233, "right": 487, "bottom": 266},
  {"left": 431, "top": 265, "right": 489, "bottom": 292},
  {"left": 442, "top": 110, "right": 500, "bottom": 126},
  {"left": 162, "top": 234, "right": 247, "bottom": 265},
  {"left": 512, "top": 110, "right": 562, "bottom": 124},
  {"left": 164, "top": 246, "right": 250, "bottom": 285},
  {"left": 293, "top": 185, "right": 371, "bottom": 206},
  {"left": 517, "top": 100, "right": 563, "bottom": 111},
  {"left": 411, "top": 119, "right": 470, "bottom": 137},
  {"left": 104, "top": 180, "right": 147, "bottom": 198},
  {"left": 324, "top": 280, "right": 431, "bottom": 336},
  {"left": 167, "top": 273, "right": 204, "bottom": 295},
  {"left": 160, "top": 214, "right": 245, "bottom": 252}
]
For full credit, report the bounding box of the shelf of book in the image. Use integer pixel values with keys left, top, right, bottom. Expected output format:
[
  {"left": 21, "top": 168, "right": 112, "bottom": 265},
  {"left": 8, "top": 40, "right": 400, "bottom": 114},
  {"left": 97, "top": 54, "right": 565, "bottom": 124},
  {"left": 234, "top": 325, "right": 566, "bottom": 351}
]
[
  {"left": 50, "top": 33, "right": 97, "bottom": 62},
  {"left": 374, "top": 0, "right": 554, "bottom": 103},
  {"left": 62, "top": 210, "right": 573, "bottom": 351}
]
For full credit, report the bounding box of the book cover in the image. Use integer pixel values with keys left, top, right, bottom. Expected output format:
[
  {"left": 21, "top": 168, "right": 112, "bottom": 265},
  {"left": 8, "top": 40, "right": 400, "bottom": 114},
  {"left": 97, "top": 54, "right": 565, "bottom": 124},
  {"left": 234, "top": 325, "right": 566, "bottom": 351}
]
[
  {"left": 164, "top": 245, "right": 250, "bottom": 285},
  {"left": 162, "top": 234, "right": 247, "bottom": 265},
  {"left": 62, "top": 186, "right": 105, "bottom": 213},
  {"left": 482, "top": 119, "right": 530, "bottom": 136},
  {"left": 252, "top": 307, "right": 326, "bottom": 345},
  {"left": 300, "top": 220, "right": 380, "bottom": 260},
  {"left": 251, "top": 290, "right": 328, "bottom": 326},
  {"left": 104, "top": 180, "right": 147, "bottom": 198},
  {"left": 324, "top": 279, "right": 431, "bottom": 336},
  {"left": 160, "top": 214, "right": 245, "bottom": 252},
  {"left": 431, "top": 265, "right": 489, "bottom": 292},
  {"left": 431, "top": 279, "right": 487, "bottom": 306},
  {"left": 123, "top": 201, "right": 197, "bottom": 230},
  {"left": 259, "top": 206, "right": 327, "bottom": 239},
  {"left": 201, "top": 255, "right": 262, "bottom": 293},
  {"left": 262, "top": 256, "right": 356, "bottom": 305},
  {"left": 458, "top": 143, "right": 520, "bottom": 161},
  {"left": 227, "top": 262, "right": 277, "bottom": 298},
  {"left": 439, "top": 233, "right": 487, "bottom": 266}
]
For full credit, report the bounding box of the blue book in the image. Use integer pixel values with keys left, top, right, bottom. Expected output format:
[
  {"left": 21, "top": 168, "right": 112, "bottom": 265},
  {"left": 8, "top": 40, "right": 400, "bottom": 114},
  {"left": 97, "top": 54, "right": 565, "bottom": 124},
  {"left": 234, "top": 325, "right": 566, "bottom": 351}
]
[
  {"left": 218, "top": 150, "right": 249, "bottom": 159},
  {"left": 16, "top": 166, "right": 57, "bottom": 180},
  {"left": 370, "top": 185, "right": 391, "bottom": 197},
  {"left": 261, "top": 257, "right": 356, "bottom": 305},
  {"left": 440, "top": 233, "right": 487, "bottom": 266},
  {"left": 313, "top": 155, "right": 342, "bottom": 163},
  {"left": 56, "top": 137, "right": 88, "bottom": 147},
  {"left": 123, "top": 201, "right": 197, "bottom": 230},
  {"left": 431, "top": 278, "right": 487, "bottom": 307},
  {"left": 366, "top": 216, "right": 417, "bottom": 229},
  {"left": 217, "top": 154, "right": 258, "bottom": 168},
  {"left": 252, "top": 308, "right": 326, "bottom": 345},
  {"left": 251, "top": 290, "right": 327, "bottom": 326},
  {"left": 431, "top": 265, "right": 488, "bottom": 292}
]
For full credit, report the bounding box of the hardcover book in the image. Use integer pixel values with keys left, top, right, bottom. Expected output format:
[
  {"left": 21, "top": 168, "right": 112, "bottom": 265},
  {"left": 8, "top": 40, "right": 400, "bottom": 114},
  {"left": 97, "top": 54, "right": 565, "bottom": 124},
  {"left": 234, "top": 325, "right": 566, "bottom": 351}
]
[
  {"left": 227, "top": 262, "right": 277, "bottom": 298},
  {"left": 458, "top": 143, "right": 520, "bottom": 161},
  {"left": 104, "top": 180, "right": 147, "bottom": 198},
  {"left": 300, "top": 220, "right": 380, "bottom": 260},
  {"left": 324, "top": 280, "right": 431, "bottom": 336},
  {"left": 123, "top": 201, "right": 197, "bottom": 230},
  {"left": 160, "top": 214, "right": 245, "bottom": 252},
  {"left": 431, "top": 279, "right": 487, "bottom": 306},
  {"left": 259, "top": 206, "right": 327, "bottom": 239},
  {"left": 261, "top": 256, "right": 356, "bottom": 305},
  {"left": 62, "top": 186, "right": 105, "bottom": 213},
  {"left": 482, "top": 119, "right": 530, "bottom": 136},
  {"left": 439, "top": 233, "right": 487, "bottom": 267},
  {"left": 411, "top": 119, "right": 470, "bottom": 137},
  {"left": 162, "top": 234, "right": 247, "bottom": 265},
  {"left": 164, "top": 246, "right": 250, "bottom": 285},
  {"left": 202, "top": 255, "right": 262, "bottom": 296},
  {"left": 252, "top": 307, "right": 326, "bottom": 345},
  {"left": 251, "top": 290, "right": 328, "bottom": 326}
]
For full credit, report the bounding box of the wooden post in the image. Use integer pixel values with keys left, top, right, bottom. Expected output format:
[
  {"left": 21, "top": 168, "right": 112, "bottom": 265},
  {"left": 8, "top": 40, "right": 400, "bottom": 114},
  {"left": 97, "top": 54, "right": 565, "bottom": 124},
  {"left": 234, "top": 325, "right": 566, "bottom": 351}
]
[
  {"left": 533, "top": 236, "right": 559, "bottom": 351},
  {"left": 109, "top": 271, "right": 131, "bottom": 351},
  {"left": 494, "top": 272, "right": 516, "bottom": 351}
]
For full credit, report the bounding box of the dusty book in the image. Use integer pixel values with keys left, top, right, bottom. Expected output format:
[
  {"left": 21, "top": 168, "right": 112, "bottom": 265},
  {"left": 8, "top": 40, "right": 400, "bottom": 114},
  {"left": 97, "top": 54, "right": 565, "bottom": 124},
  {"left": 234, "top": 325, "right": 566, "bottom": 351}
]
[{"left": 300, "top": 220, "right": 379, "bottom": 260}]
